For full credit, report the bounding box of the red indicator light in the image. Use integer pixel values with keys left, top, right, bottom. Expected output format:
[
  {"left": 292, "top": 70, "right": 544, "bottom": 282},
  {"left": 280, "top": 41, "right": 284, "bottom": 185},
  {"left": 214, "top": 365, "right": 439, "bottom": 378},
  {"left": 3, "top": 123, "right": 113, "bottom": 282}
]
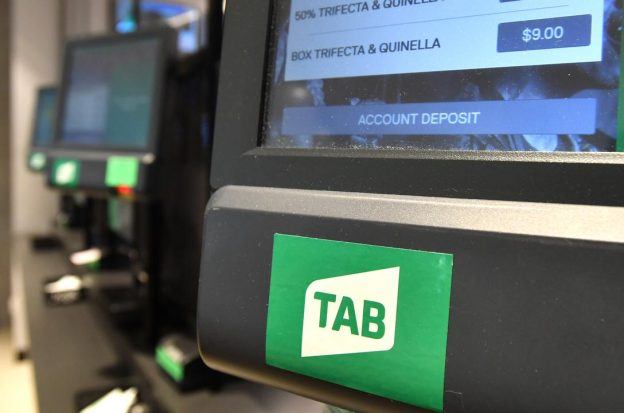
[{"left": 117, "top": 186, "right": 134, "bottom": 197}]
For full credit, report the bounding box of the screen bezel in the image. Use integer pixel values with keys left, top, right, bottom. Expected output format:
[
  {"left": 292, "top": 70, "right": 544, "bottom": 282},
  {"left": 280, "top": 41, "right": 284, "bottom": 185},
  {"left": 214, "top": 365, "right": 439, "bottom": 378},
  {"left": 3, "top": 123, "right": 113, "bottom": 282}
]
[
  {"left": 52, "top": 29, "right": 173, "bottom": 157},
  {"left": 211, "top": 0, "right": 624, "bottom": 206}
]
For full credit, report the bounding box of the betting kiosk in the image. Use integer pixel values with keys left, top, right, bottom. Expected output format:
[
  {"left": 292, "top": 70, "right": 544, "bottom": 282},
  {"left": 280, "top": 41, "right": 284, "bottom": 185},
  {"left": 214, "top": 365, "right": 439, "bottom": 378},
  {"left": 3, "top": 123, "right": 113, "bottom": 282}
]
[
  {"left": 44, "top": 29, "right": 174, "bottom": 345},
  {"left": 48, "top": 30, "right": 171, "bottom": 196},
  {"left": 46, "top": 22, "right": 223, "bottom": 392},
  {"left": 28, "top": 86, "right": 89, "bottom": 236},
  {"left": 11, "top": 86, "right": 61, "bottom": 359},
  {"left": 23, "top": 12, "right": 225, "bottom": 409},
  {"left": 111, "top": 0, "right": 223, "bottom": 343},
  {"left": 198, "top": 1, "right": 624, "bottom": 413},
  {"left": 26, "top": 86, "right": 81, "bottom": 241}
]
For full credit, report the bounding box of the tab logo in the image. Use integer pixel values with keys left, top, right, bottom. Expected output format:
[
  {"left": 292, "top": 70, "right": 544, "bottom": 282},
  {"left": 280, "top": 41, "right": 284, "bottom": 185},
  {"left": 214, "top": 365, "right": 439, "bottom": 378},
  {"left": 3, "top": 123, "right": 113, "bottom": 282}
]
[
  {"left": 301, "top": 267, "right": 399, "bottom": 357},
  {"left": 266, "top": 234, "right": 454, "bottom": 412}
]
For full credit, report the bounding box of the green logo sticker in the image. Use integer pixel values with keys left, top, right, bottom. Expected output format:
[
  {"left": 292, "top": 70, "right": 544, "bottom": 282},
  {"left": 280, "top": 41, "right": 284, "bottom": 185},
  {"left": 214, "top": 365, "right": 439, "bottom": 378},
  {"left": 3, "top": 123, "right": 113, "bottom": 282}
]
[
  {"left": 266, "top": 234, "right": 454, "bottom": 412},
  {"left": 155, "top": 345, "right": 184, "bottom": 383},
  {"left": 29, "top": 152, "right": 47, "bottom": 171},
  {"left": 105, "top": 156, "right": 139, "bottom": 188},
  {"left": 51, "top": 159, "right": 80, "bottom": 188}
]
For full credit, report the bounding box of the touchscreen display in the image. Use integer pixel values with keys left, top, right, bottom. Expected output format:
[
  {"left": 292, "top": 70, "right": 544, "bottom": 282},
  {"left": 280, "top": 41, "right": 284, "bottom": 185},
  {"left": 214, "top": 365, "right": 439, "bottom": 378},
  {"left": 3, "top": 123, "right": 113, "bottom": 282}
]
[
  {"left": 263, "top": 0, "right": 623, "bottom": 152},
  {"left": 60, "top": 37, "right": 160, "bottom": 150}
]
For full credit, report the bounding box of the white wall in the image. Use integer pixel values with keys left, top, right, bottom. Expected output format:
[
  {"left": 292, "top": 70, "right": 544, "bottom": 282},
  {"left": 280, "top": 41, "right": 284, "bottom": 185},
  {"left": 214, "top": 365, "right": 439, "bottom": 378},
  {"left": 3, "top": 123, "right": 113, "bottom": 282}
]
[
  {"left": 63, "top": 0, "right": 110, "bottom": 38},
  {"left": 0, "top": 0, "right": 11, "bottom": 327},
  {"left": 10, "top": 0, "right": 61, "bottom": 235}
]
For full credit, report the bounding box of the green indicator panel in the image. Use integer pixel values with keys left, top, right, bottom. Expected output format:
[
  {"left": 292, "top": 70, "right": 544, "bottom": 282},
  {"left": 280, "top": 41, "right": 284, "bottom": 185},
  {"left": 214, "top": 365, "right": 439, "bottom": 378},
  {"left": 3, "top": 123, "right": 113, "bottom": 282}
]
[
  {"left": 51, "top": 159, "right": 80, "bottom": 188},
  {"left": 266, "top": 234, "right": 454, "bottom": 412},
  {"left": 155, "top": 347, "right": 184, "bottom": 383},
  {"left": 105, "top": 156, "right": 139, "bottom": 188},
  {"left": 29, "top": 152, "right": 47, "bottom": 171}
]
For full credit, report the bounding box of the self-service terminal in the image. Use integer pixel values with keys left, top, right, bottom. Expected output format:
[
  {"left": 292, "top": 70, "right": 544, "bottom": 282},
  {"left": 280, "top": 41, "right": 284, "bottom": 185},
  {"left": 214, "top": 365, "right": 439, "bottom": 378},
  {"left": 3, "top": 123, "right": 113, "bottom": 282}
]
[
  {"left": 109, "top": 0, "right": 223, "bottom": 341},
  {"left": 198, "top": 1, "right": 624, "bottom": 413},
  {"left": 41, "top": 30, "right": 175, "bottom": 345},
  {"left": 35, "top": 5, "right": 223, "bottom": 400},
  {"left": 27, "top": 86, "right": 58, "bottom": 173},
  {"left": 47, "top": 29, "right": 172, "bottom": 196},
  {"left": 26, "top": 86, "right": 85, "bottom": 247}
]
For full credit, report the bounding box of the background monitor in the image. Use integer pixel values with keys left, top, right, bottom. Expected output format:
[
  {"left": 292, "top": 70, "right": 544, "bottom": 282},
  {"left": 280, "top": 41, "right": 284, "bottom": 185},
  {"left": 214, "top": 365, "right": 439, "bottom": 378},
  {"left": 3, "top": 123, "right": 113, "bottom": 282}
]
[
  {"left": 56, "top": 32, "right": 166, "bottom": 154},
  {"left": 28, "top": 86, "right": 58, "bottom": 171}
]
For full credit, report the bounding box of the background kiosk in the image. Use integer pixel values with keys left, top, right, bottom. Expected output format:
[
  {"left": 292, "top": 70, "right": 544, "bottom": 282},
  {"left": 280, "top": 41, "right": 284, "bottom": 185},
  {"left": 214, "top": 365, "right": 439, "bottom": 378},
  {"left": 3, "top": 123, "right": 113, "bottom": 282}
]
[
  {"left": 20, "top": 7, "right": 249, "bottom": 410},
  {"left": 45, "top": 21, "right": 222, "bottom": 341},
  {"left": 198, "top": 1, "right": 624, "bottom": 413},
  {"left": 43, "top": 29, "right": 176, "bottom": 355},
  {"left": 27, "top": 86, "right": 58, "bottom": 173},
  {"left": 26, "top": 86, "right": 83, "bottom": 238},
  {"left": 27, "top": 86, "right": 88, "bottom": 236},
  {"left": 48, "top": 30, "right": 171, "bottom": 196},
  {"left": 111, "top": 0, "right": 222, "bottom": 340},
  {"left": 10, "top": 86, "right": 62, "bottom": 360}
]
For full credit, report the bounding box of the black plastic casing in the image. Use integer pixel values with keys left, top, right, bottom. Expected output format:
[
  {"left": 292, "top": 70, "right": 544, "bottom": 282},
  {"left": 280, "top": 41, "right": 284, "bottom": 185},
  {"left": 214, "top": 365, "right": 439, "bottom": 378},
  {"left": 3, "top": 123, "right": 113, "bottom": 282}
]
[
  {"left": 198, "top": 187, "right": 624, "bottom": 413},
  {"left": 198, "top": 1, "right": 624, "bottom": 412},
  {"left": 211, "top": 0, "right": 624, "bottom": 207}
]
